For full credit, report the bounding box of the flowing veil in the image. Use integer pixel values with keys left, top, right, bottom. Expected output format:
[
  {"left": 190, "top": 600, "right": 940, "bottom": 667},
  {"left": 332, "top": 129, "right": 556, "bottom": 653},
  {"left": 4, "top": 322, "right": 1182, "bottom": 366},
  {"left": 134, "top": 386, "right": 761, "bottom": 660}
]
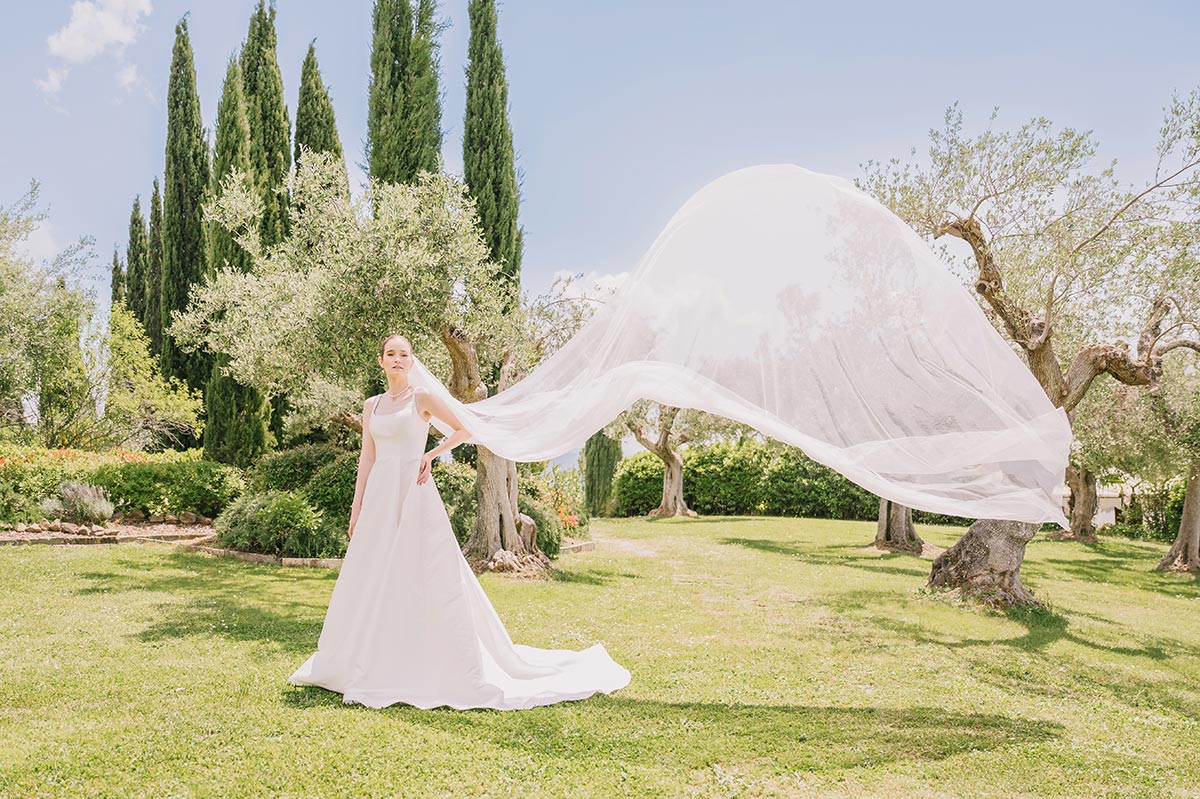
[{"left": 407, "top": 164, "right": 1072, "bottom": 527}]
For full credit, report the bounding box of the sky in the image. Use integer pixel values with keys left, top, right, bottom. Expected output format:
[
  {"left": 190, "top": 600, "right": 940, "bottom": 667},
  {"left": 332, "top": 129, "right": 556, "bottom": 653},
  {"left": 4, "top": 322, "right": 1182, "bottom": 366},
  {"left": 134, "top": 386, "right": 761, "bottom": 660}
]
[{"left": 3, "top": 0, "right": 1200, "bottom": 314}]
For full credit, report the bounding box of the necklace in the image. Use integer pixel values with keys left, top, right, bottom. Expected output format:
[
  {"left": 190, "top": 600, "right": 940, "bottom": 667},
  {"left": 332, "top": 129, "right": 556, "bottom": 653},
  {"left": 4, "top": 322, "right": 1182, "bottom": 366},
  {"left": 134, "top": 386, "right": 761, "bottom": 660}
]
[{"left": 386, "top": 386, "right": 414, "bottom": 400}]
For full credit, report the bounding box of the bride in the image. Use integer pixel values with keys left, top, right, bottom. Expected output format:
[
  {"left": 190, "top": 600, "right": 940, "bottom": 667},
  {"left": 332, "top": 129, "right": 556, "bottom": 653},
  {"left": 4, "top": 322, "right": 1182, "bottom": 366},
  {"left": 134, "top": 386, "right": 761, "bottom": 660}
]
[{"left": 288, "top": 334, "right": 632, "bottom": 711}]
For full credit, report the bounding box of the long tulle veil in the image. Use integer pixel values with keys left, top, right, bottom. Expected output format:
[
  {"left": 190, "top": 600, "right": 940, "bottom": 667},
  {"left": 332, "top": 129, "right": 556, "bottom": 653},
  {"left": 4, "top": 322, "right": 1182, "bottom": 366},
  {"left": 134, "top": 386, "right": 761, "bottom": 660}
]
[{"left": 407, "top": 165, "right": 1071, "bottom": 527}]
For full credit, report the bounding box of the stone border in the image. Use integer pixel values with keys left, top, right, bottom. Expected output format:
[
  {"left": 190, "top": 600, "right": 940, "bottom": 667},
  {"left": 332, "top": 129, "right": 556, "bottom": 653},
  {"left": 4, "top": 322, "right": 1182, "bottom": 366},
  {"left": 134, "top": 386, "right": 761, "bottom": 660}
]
[{"left": 0, "top": 529, "right": 212, "bottom": 547}]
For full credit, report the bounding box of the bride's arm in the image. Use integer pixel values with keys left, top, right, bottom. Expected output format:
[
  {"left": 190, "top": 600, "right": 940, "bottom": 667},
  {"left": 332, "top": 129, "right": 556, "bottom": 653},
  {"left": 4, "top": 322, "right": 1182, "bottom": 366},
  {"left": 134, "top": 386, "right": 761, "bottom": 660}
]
[
  {"left": 348, "top": 396, "right": 379, "bottom": 536},
  {"left": 414, "top": 389, "right": 473, "bottom": 484}
]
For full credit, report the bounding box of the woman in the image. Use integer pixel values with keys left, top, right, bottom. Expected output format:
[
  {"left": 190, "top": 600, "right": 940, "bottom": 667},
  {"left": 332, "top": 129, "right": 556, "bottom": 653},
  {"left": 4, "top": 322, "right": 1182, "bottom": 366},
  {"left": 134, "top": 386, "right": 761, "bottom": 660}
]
[{"left": 288, "top": 334, "right": 632, "bottom": 710}]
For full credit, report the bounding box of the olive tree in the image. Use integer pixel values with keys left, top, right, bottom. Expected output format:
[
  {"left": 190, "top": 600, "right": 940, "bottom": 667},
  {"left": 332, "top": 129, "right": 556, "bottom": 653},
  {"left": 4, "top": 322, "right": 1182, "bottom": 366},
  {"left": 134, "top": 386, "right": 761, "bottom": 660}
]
[
  {"left": 859, "top": 95, "right": 1200, "bottom": 605},
  {"left": 171, "top": 150, "right": 545, "bottom": 561}
]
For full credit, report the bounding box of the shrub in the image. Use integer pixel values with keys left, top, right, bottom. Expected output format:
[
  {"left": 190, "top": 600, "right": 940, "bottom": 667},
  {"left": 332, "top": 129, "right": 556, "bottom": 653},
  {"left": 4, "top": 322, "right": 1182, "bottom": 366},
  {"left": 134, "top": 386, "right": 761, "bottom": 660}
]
[
  {"left": 612, "top": 451, "right": 664, "bottom": 516},
  {"left": 248, "top": 443, "right": 344, "bottom": 493},
  {"left": 518, "top": 495, "right": 562, "bottom": 558},
  {"left": 543, "top": 464, "right": 590, "bottom": 537},
  {"left": 683, "top": 440, "right": 769, "bottom": 515},
  {"left": 761, "top": 445, "right": 877, "bottom": 520},
  {"left": 0, "top": 446, "right": 240, "bottom": 522},
  {"left": 432, "top": 459, "right": 477, "bottom": 546},
  {"left": 214, "top": 489, "right": 328, "bottom": 558},
  {"left": 302, "top": 451, "right": 359, "bottom": 530},
  {"left": 91, "top": 460, "right": 245, "bottom": 518},
  {"left": 38, "top": 481, "right": 115, "bottom": 525}
]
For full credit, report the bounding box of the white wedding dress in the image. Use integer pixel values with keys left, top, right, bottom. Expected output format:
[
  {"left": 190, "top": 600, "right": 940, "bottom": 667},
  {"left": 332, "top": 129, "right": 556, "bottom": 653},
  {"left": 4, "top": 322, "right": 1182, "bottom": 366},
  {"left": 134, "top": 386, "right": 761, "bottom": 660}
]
[{"left": 288, "top": 394, "right": 631, "bottom": 710}]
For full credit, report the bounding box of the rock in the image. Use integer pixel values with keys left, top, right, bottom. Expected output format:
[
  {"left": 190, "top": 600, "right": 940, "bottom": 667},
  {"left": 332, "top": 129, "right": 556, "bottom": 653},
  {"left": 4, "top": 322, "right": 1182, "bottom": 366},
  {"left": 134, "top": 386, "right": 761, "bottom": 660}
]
[
  {"left": 127, "top": 508, "right": 145, "bottom": 521},
  {"left": 199, "top": 516, "right": 213, "bottom": 526},
  {"left": 45, "top": 519, "right": 61, "bottom": 532},
  {"left": 91, "top": 526, "right": 109, "bottom": 536},
  {"left": 26, "top": 524, "right": 42, "bottom": 533},
  {"left": 148, "top": 514, "right": 164, "bottom": 524},
  {"left": 61, "top": 522, "right": 81, "bottom": 535},
  {"left": 164, "top": 513, "right": 179, "bottom": 524},
  {"left": 179, "top": 511, "right": 198, "bottom": 525},
  {"left": 111, "top": 513, "right": 124, "bottom": 524}
]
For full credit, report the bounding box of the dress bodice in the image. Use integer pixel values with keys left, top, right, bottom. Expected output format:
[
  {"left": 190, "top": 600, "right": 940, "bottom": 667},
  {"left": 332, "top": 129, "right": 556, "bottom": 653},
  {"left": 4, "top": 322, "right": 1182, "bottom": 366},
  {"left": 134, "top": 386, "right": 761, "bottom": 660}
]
[{"left": 369, "top": 394, "right": 429, "bottom": 461}]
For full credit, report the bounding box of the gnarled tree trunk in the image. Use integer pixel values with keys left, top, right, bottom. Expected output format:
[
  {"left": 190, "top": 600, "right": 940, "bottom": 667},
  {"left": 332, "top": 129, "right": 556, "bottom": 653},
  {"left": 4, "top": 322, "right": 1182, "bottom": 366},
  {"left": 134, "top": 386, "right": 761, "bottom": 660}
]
[
  {"left": 875, "top": 499, "right": 923, "bottom": 554},
  {"left": 928, "top": 519, "right": 1041, "bottom": 608},
  {"left": 1158, "top": 460, "right": 1200, "bottom": 572},
  {"left": 440, "top": 325, "right": 533, "bottom": 562},
  {"left": 1065, "top": 464, "right": 1098, "bottom": 541},
  {"left": 627, "top": 405, "right": 696, "bottom": 519}
]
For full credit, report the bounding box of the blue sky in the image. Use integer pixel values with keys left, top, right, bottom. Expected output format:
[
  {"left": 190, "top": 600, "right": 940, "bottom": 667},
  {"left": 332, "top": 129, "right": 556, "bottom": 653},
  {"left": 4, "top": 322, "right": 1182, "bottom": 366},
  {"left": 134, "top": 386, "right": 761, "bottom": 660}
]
[{"left": 3, "top": 0, "right": 1199, "bottom": 311}]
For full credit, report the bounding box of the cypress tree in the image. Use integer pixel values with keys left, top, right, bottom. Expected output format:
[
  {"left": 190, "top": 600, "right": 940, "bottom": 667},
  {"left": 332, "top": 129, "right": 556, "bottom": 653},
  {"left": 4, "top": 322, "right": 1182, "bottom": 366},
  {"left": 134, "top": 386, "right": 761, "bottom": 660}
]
[
  {"left": 125, "top": 197, "right": 148, "bottom": 323},
  {"left": 400, "top": 0, "right": 443, "bottom": 177},
  {"left": 366, "top": 0, "right": 413, "bottom": 184},
  {"left": 204, "top": 54, "right": 270, "bottom": 466},
  {"left": 161, "top": 17, "right": 211, "bottom": 403},
  {"left": 241, "top": 0, "right": 291, "bottom": 247},
  {"left": 294, "top": 41, "right": 346, "bottom": 190},
  {"left": 145, "top": 178, "right": 164, "bottom": 359},
  {"left": 241, "top": 1, "right": 293, "bottom": 443},
  {"left": 463, "top": 0, "right": 522, "bottom": 301},
  {"left": 582, "top": 431, "right": 622, "bottom": 516},
  {"left": 109, "top": 246, "right": 125, "bottom": 307},
  {"left": 210, "top": 56, "right": 254, "bottom": 275}
]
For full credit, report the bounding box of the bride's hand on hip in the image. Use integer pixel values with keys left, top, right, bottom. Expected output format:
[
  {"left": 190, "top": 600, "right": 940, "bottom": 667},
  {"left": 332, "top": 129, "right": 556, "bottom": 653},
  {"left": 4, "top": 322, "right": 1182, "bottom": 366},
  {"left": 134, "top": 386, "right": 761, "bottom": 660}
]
[{"left": 417, "top": 452, "right": 434, "bottom": 485}]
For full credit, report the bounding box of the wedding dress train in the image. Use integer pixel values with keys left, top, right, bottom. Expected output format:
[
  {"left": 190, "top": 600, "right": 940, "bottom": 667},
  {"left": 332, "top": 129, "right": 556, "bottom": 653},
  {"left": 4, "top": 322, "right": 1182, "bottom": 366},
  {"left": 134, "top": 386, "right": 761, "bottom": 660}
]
[{"left": 288, "top": 394, "right": 631, "bottom": 710}]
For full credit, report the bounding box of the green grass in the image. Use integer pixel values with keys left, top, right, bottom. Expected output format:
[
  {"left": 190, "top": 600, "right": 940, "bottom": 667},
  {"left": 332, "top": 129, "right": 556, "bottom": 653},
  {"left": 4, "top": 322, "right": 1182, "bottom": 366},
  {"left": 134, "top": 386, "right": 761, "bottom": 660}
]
[{"left": 1, "top": 518, "right": 1198, "bottom": 798}]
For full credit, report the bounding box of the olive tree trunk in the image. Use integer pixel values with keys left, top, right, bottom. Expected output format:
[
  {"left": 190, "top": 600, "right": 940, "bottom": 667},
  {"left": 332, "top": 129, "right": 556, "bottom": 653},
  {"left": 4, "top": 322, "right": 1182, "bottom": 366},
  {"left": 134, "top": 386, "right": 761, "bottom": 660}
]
[
  {"left": 1065, "top": 464, "right": 1098, "bottom": 541},
  {"left": 440, "top": 326, "right": 536, "bottom": 562},
  {"left": 1157, "top": 460, "right": 1200, "bottom": 572},
  {"left": 875, "top": 499, "right": 923, "bottom": 554},
  {"left": 928, "top": 519, "right": 1041, "bottom": 608},
  {"left": 627, "top": 405, "right": 696, "bottom": 519}
]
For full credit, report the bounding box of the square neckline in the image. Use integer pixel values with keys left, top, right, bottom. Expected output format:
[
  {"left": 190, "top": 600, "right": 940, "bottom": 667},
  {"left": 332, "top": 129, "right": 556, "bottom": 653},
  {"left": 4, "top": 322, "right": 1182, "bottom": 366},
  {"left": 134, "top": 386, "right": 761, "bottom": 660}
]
[{"left": 372, "top": 392, "right": 418, "bottom": 418}]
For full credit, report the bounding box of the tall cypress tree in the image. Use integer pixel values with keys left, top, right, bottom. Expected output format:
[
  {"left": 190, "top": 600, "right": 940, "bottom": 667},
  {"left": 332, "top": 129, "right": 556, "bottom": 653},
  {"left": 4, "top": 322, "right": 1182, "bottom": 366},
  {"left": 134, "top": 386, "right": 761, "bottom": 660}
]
[
  {"left": 161, "top": 17, "right": 211, "bottom": 405},
  {"left": 367, "top": 0, "right": 413, "bottom": 184},
  {"left": 582, "top": 431, "right": 622, "bottom": 516},
  {"left": 400, "top": 0, "right": 443, "bottom": 176},
  {"left": 241, "top": 0, "right": 291, "bottom": 247},
  {"left": 204, "top": 54, "right": 270, "bottom": 467},
  {"left": 241, "top": 1, "right": 293, "bottom": 443},
  {"left": 109, "top": 246, "right": 126, "bottom": 307},
  {"left": 210, "top": 56, "right": 254, "bottom": 275},
  {"left": 145, "top": 178, "right": 164, "bottom": 359},
  {"left": 294, "top": 41, "right": 347, "bottom": 192},
  {"left": 463, "top": 0, "right": 522, "bottom": 301},
  {"left": 125, "top": 197, "right": 148, "bottom": 323}
]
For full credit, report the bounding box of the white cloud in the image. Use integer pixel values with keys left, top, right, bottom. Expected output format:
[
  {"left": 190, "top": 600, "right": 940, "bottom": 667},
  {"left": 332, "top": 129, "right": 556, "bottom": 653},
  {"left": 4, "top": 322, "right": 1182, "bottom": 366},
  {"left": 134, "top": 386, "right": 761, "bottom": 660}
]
[
  {"left": 18, "top": 220, "right": 64, "bottom": 264},
  {"left": 39, "top": 0, "right": 152, "bottom": 98},
  {"left": 35, "top": 66, "right": 69, "bottom": 95},
  {"left": 117, "top": 62, "right": 138, "bottom": 89}
]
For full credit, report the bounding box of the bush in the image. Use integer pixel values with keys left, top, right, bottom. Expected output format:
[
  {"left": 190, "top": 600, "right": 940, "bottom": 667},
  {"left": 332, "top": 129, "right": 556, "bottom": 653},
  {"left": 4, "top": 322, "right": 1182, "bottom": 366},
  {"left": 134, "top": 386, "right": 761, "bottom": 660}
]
[
  {"left": 760, "top": 445, "right": 877, "bottom": 520},
  {"left": 543, "top": 464, "right": 589, "bottom": 537},
  {"left": 0, "top": 446, "right": 241, "bottom": 522},
  {"left": 214, "top": 489, "right": 332, "bottom": 558},
  {"left": 683, "top": 440, "right": 769, "bottom": 515},
  {"left": 38, "top": 481, "right": 115, "bottom": 524},
  {"left": 612, "top": 451, "right": 664, "bottom": 516},
  {"left": 91, "top": 460, "right": 245, "bottom": 518},
  {"left": 302, "top": 451, "right": 359, "bottom": 529},
  {"left": 432, "top": 459, "right": 476, "bottom": 546},
  {"left": 518, "top": 495, "right": 562, "bottom": 558},
  {"left": 248, "top": 443, "right": 344, "bottom": 493}
]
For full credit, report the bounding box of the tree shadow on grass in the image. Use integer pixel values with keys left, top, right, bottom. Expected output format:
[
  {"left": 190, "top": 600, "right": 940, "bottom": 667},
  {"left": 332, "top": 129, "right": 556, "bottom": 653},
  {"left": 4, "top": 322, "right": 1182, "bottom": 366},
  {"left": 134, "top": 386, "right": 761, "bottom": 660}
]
[
  {"left": 720, "top": 536, "right": 927, "bottom": 578},
  {"left": 548, "top": 567, "right": 641, "bottom": 586},
  {"left": 280, "top": 693, "right": 1061, "bottom": 774},
  {"left": 70, "top": 549, "right": 332, "bottom": 653}
]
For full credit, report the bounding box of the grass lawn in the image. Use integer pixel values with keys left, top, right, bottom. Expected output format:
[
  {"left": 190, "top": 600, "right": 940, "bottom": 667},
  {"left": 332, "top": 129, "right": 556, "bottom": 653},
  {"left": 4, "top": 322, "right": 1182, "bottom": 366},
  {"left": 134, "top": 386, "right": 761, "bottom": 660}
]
[{"left": 1, "top": 517, "right": 1198, "bottom": 798}]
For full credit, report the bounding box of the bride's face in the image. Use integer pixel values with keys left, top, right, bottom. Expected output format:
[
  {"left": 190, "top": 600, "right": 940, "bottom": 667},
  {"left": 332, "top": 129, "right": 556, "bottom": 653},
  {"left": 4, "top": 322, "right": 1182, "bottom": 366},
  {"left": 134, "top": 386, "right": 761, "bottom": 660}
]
[{"left": 378, "top": 337, "right": 414, "bottom": 377}]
